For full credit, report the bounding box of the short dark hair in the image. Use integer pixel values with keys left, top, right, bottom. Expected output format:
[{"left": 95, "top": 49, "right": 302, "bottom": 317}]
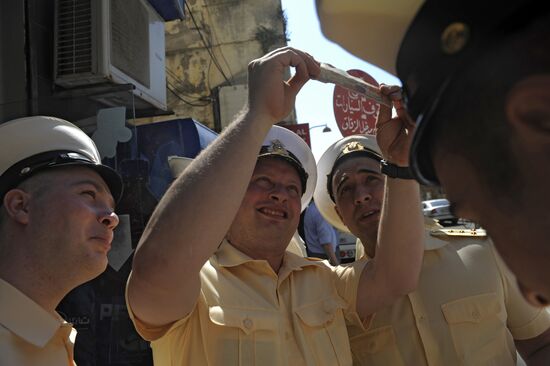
[{"left": 0, "top": 173, "right": 51, "bottom": 238}]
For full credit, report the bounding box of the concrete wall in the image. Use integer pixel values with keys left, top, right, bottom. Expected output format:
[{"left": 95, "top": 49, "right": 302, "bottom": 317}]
[
  {"left": 164, "top": 0, "right": 291, "bottom": 130},
  {"left": 1, "top": 0, "right": 293, "bottom": 129}
]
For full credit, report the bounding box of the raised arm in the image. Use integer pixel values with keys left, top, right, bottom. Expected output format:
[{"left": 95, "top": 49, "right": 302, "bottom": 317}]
[
  {"left": 127, "top": 47, "right": 320, "bottom": 327},
  {"left": 356, "top": 85, "right": 424, "bottom": 319}
]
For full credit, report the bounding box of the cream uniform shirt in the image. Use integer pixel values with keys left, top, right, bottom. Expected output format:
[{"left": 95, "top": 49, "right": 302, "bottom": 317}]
[
  {"left": 350, "top": 229, "right": 550, "bottom": 365},
  {"left": 127, "top": 239, "right": 367, "bottom": 366},
  {"left": 287, "top": 231, "right": 308, "bottom": 257},
  {"left": 0, "top": 278, "right": 77, "bottom": 366}
]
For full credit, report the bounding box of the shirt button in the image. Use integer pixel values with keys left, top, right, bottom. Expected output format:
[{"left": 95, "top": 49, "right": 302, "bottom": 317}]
[
  {"left": 472, "top": 310, "right": 480, "bottom": 320},
  {"left": 243, "top": 318, "right": 253, "bottom": 329}
]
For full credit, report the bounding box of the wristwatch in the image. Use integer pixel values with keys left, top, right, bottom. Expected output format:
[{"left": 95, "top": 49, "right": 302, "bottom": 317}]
[{"left": 380, "top": 160, "right": 414, "bottom": 179}]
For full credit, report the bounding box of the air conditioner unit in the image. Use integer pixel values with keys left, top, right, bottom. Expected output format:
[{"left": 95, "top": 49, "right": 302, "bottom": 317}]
[{"left": 54, "top": 0, "right": 167, "bottom": 110}]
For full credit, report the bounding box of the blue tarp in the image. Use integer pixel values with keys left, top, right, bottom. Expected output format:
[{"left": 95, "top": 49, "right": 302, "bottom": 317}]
[
  {"left": 148, "top": 0, "right": 185, "bottom": 21},
  {"left": 134, "top": 118, "right": 218, "bottom": 198}
]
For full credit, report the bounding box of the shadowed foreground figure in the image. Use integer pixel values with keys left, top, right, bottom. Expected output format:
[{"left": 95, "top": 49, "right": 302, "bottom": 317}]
[{"left": 317, "top": 0, "right": 550, "bottom": 308}]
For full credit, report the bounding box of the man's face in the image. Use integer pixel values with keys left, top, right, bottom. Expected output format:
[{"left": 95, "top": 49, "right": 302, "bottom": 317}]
[
  {"left": 27, "top": 166, "right": 119, "bottom": 282},
  {"left": 227, "top": 157, "right": 303, "bottom": 253},
  {"left": 433, "top": 150, "right": 550, "bottom": 306},
  {"left": 331, "top": 156, "right": 384, "bottom": 243}
]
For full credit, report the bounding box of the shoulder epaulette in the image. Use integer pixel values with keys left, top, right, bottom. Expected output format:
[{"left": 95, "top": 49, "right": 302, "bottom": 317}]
[{"left": 430, "top": 227, "right": 487, "bottom": 237}]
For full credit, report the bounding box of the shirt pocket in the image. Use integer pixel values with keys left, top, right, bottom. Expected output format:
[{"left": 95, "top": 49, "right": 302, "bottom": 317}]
[
  {"left": 441, "top": 292, "right": 515, "bottom": 365},
  {"left": 294, "top": 296, "right": 352, "bottom": 366},
  {"left": 348, "top": 325, "right": 405, "bottom": 366},
  {"left": 208, "top": 305, "right": 280, "bottom": 366}
]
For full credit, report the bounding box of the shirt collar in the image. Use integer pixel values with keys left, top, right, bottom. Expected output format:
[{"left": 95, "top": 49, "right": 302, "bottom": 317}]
[
  {"left": 424, "top": 230, "right": 450, "bottom": 251},
  {"left": 0, "top": 278, "right": 68, "bottom": 347},
  {"left": 216, "top": 239, "right": 324, "bottom": 271},
  {"left": 422, "top": 217, "right": 450, "bottom": 251},
  {"left": 215, "top": 240, "right": 256, "bottom": 268}
]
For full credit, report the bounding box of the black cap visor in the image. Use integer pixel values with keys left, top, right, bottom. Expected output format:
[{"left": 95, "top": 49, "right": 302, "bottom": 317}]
[{"left": 0, "top": 151, "right": 123, "bottom": 204}]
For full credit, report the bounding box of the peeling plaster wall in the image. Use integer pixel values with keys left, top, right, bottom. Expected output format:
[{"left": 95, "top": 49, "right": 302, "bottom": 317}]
[{"left": 164, "top": 0, "right": 290, "bottom": 129}]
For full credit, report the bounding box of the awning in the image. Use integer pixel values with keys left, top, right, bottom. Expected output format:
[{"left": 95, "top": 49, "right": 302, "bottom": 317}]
[
  {"left": 147, "top": 0, "right": 185, "bottom": 21},
  {"left": 134, "top": 118, "right": 218, "bottom": 198}
]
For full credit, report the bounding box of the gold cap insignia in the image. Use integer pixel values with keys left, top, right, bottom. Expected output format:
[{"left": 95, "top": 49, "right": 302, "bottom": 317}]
[
  {"left": 341, "top": 141, "right": 367, "bottom": 155},
  {"left": 441, "top": 22, "right": 470, "bottom": 55},
  {"left": 431, "top": 227, "right": 487, "bottom": 237},
  {"left": 265, "top": 139, "right": 291, "bottom": 158}
]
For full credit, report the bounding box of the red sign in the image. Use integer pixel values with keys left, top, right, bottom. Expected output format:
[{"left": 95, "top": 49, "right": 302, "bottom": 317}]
[
  {"left": 283, "top": 123, "right": 311, "bottom": 147},
  {"left": 333, "top": 70, "right": 380, "bottom": 137}
]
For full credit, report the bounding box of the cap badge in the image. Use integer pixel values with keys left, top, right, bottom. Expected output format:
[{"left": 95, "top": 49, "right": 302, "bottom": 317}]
[
  {"left": 441, "top": 22, "right": 470, "bottom": 55},
  {"left": 266, "top": 139, "right": 291, "bottom": 158},
  {"left": 341, "top": 141, "right": 367, "bottom": 155}
]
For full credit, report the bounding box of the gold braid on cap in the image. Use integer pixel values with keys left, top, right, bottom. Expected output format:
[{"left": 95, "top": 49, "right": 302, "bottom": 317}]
[
  {"left": 326, "top": 141, "right": 382, "bottom": 202},
  {"left": 265, "top": 140, "right": 291, "bottom": 158},
  {"left": 341, "top": 141, "right": 367, "bottom": 155}
]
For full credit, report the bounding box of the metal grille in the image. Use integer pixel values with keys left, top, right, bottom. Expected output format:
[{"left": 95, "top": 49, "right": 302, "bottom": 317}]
[
  {"left": 111, "top": 0, "right": 150, "bottom": 87},
  {"left": 55, "top": 0, "right": 93, "bottom": 76}
]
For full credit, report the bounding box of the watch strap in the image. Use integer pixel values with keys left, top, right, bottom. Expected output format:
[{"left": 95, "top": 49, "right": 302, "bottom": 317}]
[{"left": 380, "top": 160, "right": 414, "bottom": 179}]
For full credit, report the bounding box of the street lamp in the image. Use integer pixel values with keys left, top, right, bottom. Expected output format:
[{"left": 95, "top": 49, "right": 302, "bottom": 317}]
[{"left": 309, "top": 124, "right": 332, "bottom": 133}]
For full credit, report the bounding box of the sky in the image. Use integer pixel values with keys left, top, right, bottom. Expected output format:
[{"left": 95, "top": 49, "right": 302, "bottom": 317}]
[{"left": 280, "top": 0, "right": 400, "bottom": 161}]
